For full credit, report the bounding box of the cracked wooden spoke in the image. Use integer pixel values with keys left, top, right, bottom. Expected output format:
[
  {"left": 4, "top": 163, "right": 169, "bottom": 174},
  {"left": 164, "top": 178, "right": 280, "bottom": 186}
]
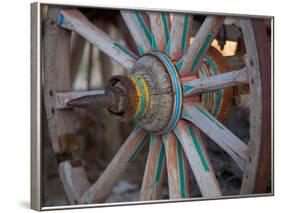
[
  {"left": 174, "top": 121, "right": 221, "bottom": 197},
  {"left": 121, "top": 10, "right": 152, "bottom": 55},
  {"left": 148, "top": 12, "right": 170, "bottom": 52},
  {"left": 177, "top": 16, "right": 224, "bottom": 76},
  {"left": 182, "top": 103, "right": 248, "bottom": 171},
  {"left": 80, "top": 126, "right": 148, "bottom": 204},
  {"left": 182, "top": 67, "right": 249, "bottom": 96},
  {"left": 58, "top": 9, "right": 137, "bottom": 71},
  {"left": 167, "top": 14, "right": 193, "bottom": 60},
  {"left": 139, "top": 135, "right": 166, "bottom": 200},
  {"left": 163, "top": 133, "right": 189, "bottom": 199}
]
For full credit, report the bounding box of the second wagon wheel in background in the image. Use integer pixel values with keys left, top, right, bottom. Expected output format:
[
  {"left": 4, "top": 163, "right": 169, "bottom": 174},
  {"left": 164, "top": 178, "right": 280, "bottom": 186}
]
[{"left": 43, "top": 6, "right": 271, "bottom": 205}]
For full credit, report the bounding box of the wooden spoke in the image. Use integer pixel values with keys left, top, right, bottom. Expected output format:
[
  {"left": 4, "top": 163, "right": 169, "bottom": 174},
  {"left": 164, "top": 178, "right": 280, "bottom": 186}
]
[
  {"left": 182, "top": 67, "right": 249, "bottom": 96},
  {"left": 177, "top": 16, "right": 224, "bottom": 76},
  {"left": 58, "top": 161, "right": 90, "bottom": 204},
  {"left": 139, "top": 135, "right": 166, "bottom": 200},
  {"left": 148, "top": 12, "right": 170, "bottom": 52},
  {"left": 182, "top": 103, "right": 249, "bottom": 171},
  {"left": 121, "top": 10, "right": 152, "bottom": 55},
  {"left": 80, "top": 126, "right": 148, "bottom": 204},
  {"left": 174, "top": 121, "right": 221, "bottom": 197},
  {"left": 162, "top": 133, "right": 189, "bottom": 199},
  {"left": 167, "top": 14, "right": 193, "bottom": 61},
  {"left": 58, "top": 9, "right": 137, "bottom": 71}
]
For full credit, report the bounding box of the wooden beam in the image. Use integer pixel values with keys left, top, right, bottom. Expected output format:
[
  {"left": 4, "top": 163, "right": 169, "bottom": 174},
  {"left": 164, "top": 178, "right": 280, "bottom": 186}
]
[
  {"left": 163, "top": 133, "right": 189, "bottom": 199},
  {"left": 182, "top": 67, "right": 249, "bottom": 96},
  {"left": 139, "top": 136, "right": 166, "bottom": 200},
  {"left": 121, "top": 10, "right": 152, "bottom": 55},
  {"left": 58, "top": 161, "right": 90, "bottom": 204},
  {"left": 182, "top": 103, "right": 248, "bottom": 171},
  {"left": 58, "top": 9, "right": 137, "bottom": 71},
  {"left": 168, "top": 14, "right": 193, "bottom": 60},
  {"left": 80, "top": 126, "right": 148, "bottom": 204},
  {"left": 148, "top": 12, "right": 170, "bottom": 52},
  {"left": 177, "top": 16, "right": 224, "bottom": 76},
  {"left": 174, "top": 121, "right": 221, "bottom": 197},
  {"left": 43, "top": 8, "right": 79, "bottom": 154}
]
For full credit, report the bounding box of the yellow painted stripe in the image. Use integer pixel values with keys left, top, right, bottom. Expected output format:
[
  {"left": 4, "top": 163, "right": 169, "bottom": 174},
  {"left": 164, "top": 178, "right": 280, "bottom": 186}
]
[
  {"left": 135, "top": 74, "right": 150, "bottom": 114},
  {"left": 128, "top": 74, "right": 150, "bottom": 117}
]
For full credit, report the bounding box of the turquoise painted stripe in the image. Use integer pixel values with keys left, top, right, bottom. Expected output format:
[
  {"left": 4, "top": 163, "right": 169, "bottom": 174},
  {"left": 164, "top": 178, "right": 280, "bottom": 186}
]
[
  {"left": 58, "top": 14, "right": 64, "bottom": 26},
  {"left": 137, "top": 45, "right": 146, "bottom": 56},
  {"left": 135, "top": 11, "right": 151, "bottom": 42},
  {"left": 155, "top": 143, "right": 165, "bottom": 184},
  {"left": 134, "top": 124, "right": 142, "bottom": 132},
  {"left": 128, "top": 132, "right": 148, "bottom": 164},
  {"left": 181, "top": 16, "right": 189, "bottom": 53},
  {"left": 151, "top": 34, "right": 158, "bottom": 51},
  {"left": 154, "top": 53, "right": 182, "bottom": 133},
  {"left": 165, "top": 39, "right": 171, "bottom": 56},
  {"left": 187, "top": 126, "right": 209, "bottom": 172},
  {"left": 150, "top": 135, "right": 157, "bottom": 146},
  {"left": 193, "top": 104, "right": 224, "bottom": 130},
  {"left": 114, "top": 42, "right": 137, "bottom": 60},
  {"left": 176, "top": 60, "right": 183, "bottom": 71},
  {"left": 191, "top": 34, "right": 213, "bottom": 72},
  {"left": 160, "top": 12, "right": 170, "bottom": 43},
  {"left": 176, "top": 141, "right": 186, "bottom": 198},
  {"left": 204, "top": 55, "right": 222, "bottom": 117},
  {"left": 182, "top": 84, "right": 193, "bottom": 94}
]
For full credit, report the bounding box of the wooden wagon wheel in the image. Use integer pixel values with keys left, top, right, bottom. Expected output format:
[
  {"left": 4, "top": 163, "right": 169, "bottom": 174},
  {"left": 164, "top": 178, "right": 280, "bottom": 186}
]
[{"left": 43, "top": 6, "right": 271, "bottom": 205}]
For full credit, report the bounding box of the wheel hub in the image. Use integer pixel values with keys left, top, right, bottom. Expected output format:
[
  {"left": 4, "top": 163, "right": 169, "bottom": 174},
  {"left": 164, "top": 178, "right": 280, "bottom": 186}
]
[
  {"left": 109, "top": 52, "right": 182, "bottom": 135},
  {"left": 106, "top": 48, "right": 233, "bottom": 133}
]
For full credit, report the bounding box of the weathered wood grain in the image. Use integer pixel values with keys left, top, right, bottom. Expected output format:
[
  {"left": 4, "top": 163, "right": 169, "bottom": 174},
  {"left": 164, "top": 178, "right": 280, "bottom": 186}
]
[
  {"left": 58, "top": 161, "right": 90, "bottom": 204},
  {"left": 148, "top": 12, "right": 170, "bottom": 52},
  {"left": 59, "top": 9, "right": 137, "bottom": 71},
  {"left": 81, "top": 126, "right": 148, "bottom": 203},
  {"left": 174, "top": 121, "right": 221, "bottom": 197},
  {"left": 121, "top": 10, "right": 152, "bottom": 55},
  {"left": 163, "top": 133, "right": 189, "bottom": 199},
  {"left": 168, "top": 14, "right": 193, "bottom": 60},
  {"left": 177, "top": 16, "right": 224, "bottom": 76},
  {"left": 139, "top": 136, "right": 166, "bottom": 200},
  {"left": 182, "top": 67, "right": 249, "bottom": 96},
  {"left": 182, "top": 103, "right": 248, "bottom": 171},
  {"left": 43, "top": 8, "right": 79, "bottom": 154},
  {"left": 239, "top": 19, "right": 264, "bottom": 194}
]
